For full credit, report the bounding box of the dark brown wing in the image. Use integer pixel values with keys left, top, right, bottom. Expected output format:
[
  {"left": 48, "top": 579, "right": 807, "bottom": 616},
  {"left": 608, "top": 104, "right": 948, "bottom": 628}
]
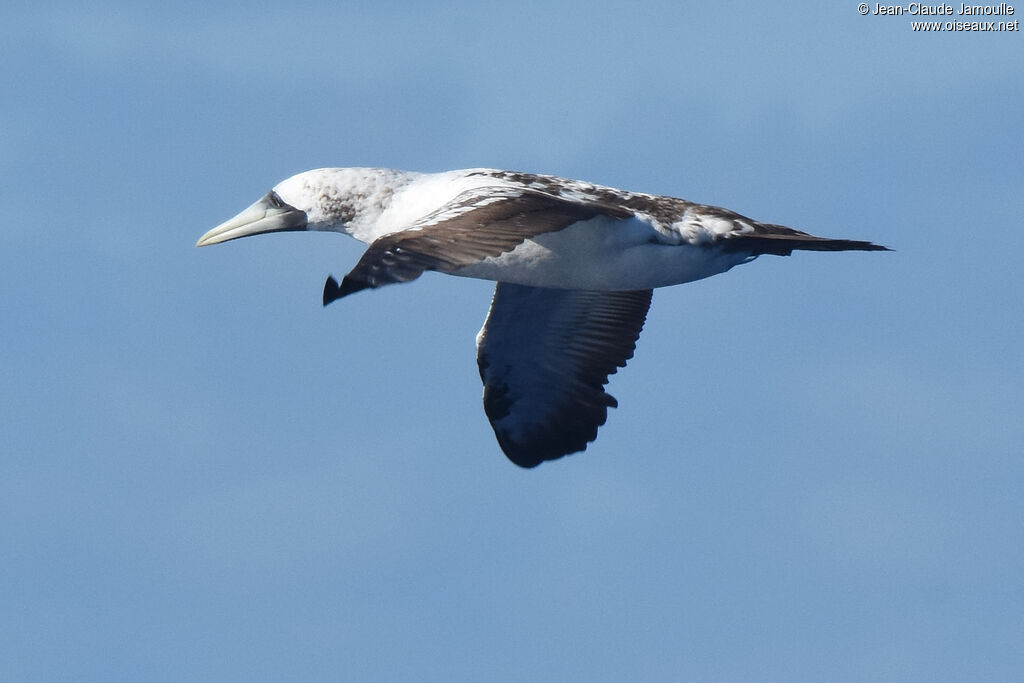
[
  {"left": 475, "top": 283, "right": 653, "bottom": 468},
  {"left": 323, "top": 187, "right": 631, "bottom": 304}
]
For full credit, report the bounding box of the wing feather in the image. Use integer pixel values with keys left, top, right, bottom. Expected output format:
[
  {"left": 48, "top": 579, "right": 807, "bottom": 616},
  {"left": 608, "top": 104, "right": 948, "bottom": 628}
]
[
  {"left": 323, "top": 187, "right": 631, "bottom": 304},
  {"left": 475, "top": 283, "right": 652, "bottom": 468}
]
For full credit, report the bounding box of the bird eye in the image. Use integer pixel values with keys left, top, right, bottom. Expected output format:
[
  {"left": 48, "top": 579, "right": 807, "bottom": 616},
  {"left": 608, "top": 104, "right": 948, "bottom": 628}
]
[{"left": 267, "top": 191, "right": 285, "bottom": 208}]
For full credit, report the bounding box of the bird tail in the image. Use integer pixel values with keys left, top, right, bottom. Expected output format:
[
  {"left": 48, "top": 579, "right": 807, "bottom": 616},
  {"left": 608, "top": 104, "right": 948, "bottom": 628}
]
[{"left": 721, "top": 224, "right": 890, "bottom": 256}]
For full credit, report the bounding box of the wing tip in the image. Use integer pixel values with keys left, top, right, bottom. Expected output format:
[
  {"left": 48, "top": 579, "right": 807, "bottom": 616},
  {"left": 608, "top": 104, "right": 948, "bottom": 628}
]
[
  {"left": 494, "top": 407, "right": 612, "bottom": 469},
  {"left": 323, "top": 275, "right": 369, "bottom": 306},
  {"left": 499, "top": 434, "right": 597, "bottom": 469}
]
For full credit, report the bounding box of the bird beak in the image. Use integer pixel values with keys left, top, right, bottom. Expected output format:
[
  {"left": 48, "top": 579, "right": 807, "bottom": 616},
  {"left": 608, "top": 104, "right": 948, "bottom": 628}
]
[{"left": 196, "top": 191, "right": 308, "bottom": 247}]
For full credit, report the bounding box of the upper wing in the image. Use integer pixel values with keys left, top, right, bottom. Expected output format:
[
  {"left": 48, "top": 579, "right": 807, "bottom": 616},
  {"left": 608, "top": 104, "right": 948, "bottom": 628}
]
[
  {"left": 475, "top": 283, "right": 653, "bottom": 468},
  {"left": 323, "top": 186, "right": 631, "bottom": 304}
]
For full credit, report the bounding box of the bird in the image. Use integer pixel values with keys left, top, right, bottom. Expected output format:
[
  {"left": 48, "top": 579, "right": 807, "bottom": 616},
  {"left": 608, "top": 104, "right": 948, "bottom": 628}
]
[{"left": 196, "top": 167, "right": 887, "bottom": 468}]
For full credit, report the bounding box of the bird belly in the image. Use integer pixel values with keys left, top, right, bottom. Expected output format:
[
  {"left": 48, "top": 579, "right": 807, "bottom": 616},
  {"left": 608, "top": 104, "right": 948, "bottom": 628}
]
[{"left": 452, "top": 216, "right": 754, "bottom": 290}]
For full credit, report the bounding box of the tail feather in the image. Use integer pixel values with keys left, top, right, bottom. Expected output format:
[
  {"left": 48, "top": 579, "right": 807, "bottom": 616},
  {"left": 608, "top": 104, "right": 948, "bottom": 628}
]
[{"left": 721, "top": 224, "right": 890, "bottom": 256}]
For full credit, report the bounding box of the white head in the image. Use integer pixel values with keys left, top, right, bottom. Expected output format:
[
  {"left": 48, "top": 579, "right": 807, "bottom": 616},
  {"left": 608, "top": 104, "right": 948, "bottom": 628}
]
[{"left": 196, "top": 167, "right": 408, "bottom": 247}]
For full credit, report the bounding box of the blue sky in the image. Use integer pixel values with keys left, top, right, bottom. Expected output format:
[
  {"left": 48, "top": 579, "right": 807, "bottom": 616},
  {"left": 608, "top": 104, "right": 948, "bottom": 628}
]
[{"left": 2, "top": 2, "right": 1022, "bottom": 680}]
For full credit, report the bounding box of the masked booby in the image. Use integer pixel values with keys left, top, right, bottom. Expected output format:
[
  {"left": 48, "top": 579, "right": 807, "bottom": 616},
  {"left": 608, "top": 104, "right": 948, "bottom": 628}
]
[{"left": 197, "top": 168, "right": 888, "bottom": 468}]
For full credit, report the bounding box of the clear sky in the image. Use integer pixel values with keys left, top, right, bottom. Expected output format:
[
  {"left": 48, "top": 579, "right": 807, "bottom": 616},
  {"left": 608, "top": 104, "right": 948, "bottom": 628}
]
[{"left": 2, "top": 2, "right": 1022, "bottom": 680}]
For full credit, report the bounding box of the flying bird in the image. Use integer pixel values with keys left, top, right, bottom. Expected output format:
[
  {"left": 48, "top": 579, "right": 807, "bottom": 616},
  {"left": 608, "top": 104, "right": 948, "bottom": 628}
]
[{"left": 197, "top": 168, "right": 887, "bottom": 467}]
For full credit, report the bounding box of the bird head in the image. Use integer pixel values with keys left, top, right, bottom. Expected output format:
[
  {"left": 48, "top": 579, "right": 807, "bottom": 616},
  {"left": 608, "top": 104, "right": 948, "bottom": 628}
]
[{"left": 195, "top": 168, "right": 411, "bottom": 247}]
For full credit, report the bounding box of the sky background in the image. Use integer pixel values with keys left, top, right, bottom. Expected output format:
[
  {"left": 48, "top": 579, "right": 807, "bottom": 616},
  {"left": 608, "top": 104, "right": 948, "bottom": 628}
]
[{"left": 2, "top": 2, "right": 1022, "bottom": 681}]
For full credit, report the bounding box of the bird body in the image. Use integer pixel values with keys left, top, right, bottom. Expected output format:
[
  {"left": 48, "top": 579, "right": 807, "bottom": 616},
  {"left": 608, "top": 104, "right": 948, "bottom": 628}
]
[
  {"left": 452, "top": 213, "right": 754, "bottom": 291},
  {"left": 197, "top": 167, "right": 887, "bottom": 467}
]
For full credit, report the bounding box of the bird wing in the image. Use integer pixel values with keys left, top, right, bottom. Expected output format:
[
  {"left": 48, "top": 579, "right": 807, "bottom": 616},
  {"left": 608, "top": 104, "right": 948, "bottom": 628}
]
[
  {"left": 323, "top": 186, "right": 632, "bottom": 304},
  {"left": 475, "top": 283, "right": 652, "bottom": 468}
]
